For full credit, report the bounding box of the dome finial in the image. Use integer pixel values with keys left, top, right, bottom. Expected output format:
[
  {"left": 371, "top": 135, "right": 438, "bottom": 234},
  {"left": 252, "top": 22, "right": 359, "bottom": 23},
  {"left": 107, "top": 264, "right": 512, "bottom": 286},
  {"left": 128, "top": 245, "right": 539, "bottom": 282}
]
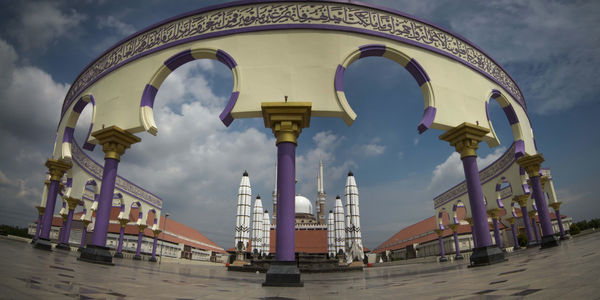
[
  {"left": 243, "top": 170, "right": 248, "bottom": 176},
  {"left": 256, "top": 194, "right": 261, "bottom": 199},
  {"left": 347, "top": 170, "right": 353, "bottom": 176}
]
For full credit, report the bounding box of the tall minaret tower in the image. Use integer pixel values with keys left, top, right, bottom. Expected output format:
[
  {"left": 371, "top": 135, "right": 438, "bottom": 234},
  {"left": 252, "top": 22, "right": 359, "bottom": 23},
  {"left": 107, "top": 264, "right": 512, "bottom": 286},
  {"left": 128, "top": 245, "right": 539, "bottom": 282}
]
[
  {"left": 316, "top": 160, "right": 326, "bottom": 225},
  {"left": 251, "top": 195, "right": 264, "bottom": 254},
  {"left": 263, "top": 210, "right": 271, "bottom": 255},
  {"left": 345, "top": 171, "right": 364, "bottom": 261},
  {"left": 334, "top": 196, "right": 346, "bottom": 255},
  {"left": 272, "top": 163, "right": 277, "bottom": 224},
  {"left": 234, "top": 171, "right": 251, "bottom": 252}
]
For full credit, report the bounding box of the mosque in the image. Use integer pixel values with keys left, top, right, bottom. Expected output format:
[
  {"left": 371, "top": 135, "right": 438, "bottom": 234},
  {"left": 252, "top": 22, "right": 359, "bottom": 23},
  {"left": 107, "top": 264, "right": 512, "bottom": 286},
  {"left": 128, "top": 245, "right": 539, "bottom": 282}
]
[{"left": 231, "top": 161, "right": 365, "bottom": 263}]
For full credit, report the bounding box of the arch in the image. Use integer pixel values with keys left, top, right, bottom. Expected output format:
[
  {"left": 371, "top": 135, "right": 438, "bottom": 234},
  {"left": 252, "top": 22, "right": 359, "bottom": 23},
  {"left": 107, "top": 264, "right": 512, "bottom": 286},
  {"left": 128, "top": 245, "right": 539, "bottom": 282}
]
[
  {"left": 436, "top": 209, "right": 447, "bottom": 230},
  {"left": 334, "top": 44, "right": 436, "bottom": 131},
  {"left": 139, "top": 48, "right": 240, "bottom": 135},
  {"left": 484, "top": 89, "right": 526, "bottom": 157},
  {"left": 146, "top": 208, "right": 159, "bottom": 230},
  {"left": 451, "top": 200, "right": 468, "bottom": 224},
  {"left": 60, "top": 94, "right": 96, "bottom": 160},
  {"left": 494, "top": 177, "right": 512, "bottom": 209}
]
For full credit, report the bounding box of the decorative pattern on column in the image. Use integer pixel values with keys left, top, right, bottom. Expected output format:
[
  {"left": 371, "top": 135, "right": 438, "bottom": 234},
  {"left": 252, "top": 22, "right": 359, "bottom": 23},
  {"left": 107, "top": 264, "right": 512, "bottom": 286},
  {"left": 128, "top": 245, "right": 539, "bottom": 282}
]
[
  {"left": 448, "top": 224, "right": 463, "bottom": 260},
  {"left": 134, "top": 224, "right": 147, "bottom": 260},
  {"left": 114, "top": 218, "right": 129, "bottom": 258},
  {"left": 488, "top": 208, "right": 503, "bottom": 249},
  {"left": 506, "top": 217, "right": 520, "bottom": 250},
  {"left": 35, "top": 159, "right": 71, "bottom": 251},
  {"left": 517, "top": 154, "right": 558, "bottom": 248},
  {"left": 149, "top": 229, "right": 161, "bottom": 262},
  {"left": 439, "top": 122, "right": 505, "bottom": 266},
  {"left": 79, "top": 126, "right": 140, "bottom": 265},
  {"left": 512, "top": 195, "right": 535, "bottom": 245},
  {"left": 434, "top": 229, "right": 447, "bottom": 262},
  {"left": 549, "top": 202, "right": 567, "bottom": 239},
  {"left": 57, "top": 197, "right": 81, "bottom": 250},
  {"left": 261, "top": 101, "right": 310, "bottom": 287}
]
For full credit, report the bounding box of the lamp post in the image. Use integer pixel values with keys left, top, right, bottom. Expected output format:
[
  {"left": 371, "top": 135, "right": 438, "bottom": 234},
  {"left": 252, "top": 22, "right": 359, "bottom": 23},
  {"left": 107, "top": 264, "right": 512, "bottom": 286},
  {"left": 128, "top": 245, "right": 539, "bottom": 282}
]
[{"left": 159, "top": 213, "right": 169, "bottom": 265}]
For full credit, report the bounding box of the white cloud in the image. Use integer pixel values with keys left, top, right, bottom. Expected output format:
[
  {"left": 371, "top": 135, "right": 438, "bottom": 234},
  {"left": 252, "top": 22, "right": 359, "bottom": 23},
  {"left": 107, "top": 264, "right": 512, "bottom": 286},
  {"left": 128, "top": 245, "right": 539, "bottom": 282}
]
[
  {"left": 9, "top": 2, "right": 86, "bottom": 50},
  {"left": 97, "top": 15, "right": 136, "bottom": 36},
  {"left": 427, "top": 147, "right": 506, "bottom": 195}
]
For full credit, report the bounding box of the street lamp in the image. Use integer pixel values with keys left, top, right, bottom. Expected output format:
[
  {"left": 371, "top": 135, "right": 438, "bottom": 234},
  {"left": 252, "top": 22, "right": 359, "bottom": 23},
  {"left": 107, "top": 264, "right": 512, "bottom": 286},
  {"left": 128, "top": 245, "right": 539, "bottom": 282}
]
[{"left": 159, "top": 212, "right": 170, "bottom": 265}]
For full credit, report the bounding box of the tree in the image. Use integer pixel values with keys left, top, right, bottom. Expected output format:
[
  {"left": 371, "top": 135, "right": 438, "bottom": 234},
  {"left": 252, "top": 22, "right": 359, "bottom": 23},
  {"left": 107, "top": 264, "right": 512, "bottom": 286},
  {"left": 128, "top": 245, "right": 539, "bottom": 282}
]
[
  {"left": 570, "top": 223, "right": 581, "bottom": 235},
  {"left": 517, "top": 233, "right": 528, "bottom": 247}
]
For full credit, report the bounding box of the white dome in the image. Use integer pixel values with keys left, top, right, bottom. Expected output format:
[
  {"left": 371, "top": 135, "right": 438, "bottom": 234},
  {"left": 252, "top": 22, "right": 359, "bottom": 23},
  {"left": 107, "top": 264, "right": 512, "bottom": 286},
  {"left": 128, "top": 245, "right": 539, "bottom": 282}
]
[{"left": 295, "top": 195, "right": 313, "bottom": 215}]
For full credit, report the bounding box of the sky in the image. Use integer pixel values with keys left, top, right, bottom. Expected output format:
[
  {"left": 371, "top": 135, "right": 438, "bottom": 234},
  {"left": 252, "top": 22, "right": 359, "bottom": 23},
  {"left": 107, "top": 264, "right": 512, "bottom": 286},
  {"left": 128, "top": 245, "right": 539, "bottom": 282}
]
[{"left": 0, "top": 0, "right": 599, "bottom": 250}]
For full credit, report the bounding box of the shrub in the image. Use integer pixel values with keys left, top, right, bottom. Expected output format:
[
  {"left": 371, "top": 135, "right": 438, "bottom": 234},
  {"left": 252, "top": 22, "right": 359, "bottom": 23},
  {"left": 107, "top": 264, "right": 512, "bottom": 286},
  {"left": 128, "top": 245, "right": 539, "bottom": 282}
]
[
  {"left": 517, "top": 233, "right": 528, "bottom": 247},
  {"left": 570, "top": 223, "right": 581, "bottom": 235}
]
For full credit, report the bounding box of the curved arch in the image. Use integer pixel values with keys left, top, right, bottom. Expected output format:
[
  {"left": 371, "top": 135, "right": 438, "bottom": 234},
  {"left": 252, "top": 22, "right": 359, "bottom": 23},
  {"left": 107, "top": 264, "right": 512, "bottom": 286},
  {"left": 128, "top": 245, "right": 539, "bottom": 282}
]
[
  {"left": 334, "top": 44, "right": 436, "bottom": 131},
  {"left": 436, "top": 209, "right": 447, "bottom": 230},
  {"left": 484, "top": 89, "right": 526, "bottom": 157},
  {"left": 494, "top": 177, "right": 512, "bottom": 209},
  {"left": 451, "top": 200, "right": 468, "bottom": 224},
  {"left": 146, "top": 208, "right": 158, "bottom": 229},
  {"left": 60, "top": 94, "right": 97, "bottom": 160},
  {"left": 139, "top": 48, "right": 240, "bottom": 135}
]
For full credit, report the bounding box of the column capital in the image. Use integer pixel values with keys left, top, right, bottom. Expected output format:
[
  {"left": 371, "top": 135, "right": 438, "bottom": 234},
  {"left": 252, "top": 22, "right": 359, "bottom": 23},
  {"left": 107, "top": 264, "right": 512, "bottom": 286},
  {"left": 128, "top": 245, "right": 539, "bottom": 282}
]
[
  {"left": 137, "top": 224, "right": 148, "bottom": 232},
  {"left": 528, "top": 211, "right": 537, "bottom": 218},
  {"left": 118, "top": 218, "right": 129, "bottom": 227},
  {"left": 60, "top": 213, "right": 68, "bottom": 221},
  {"left": 548, "top": 201, "right": 562, "bottom": 210},
  {"left": 152, "top": 229, "right": 162, "bottom": 237},
  {"left": 465, "top": 217, "right": 474, "bottom": 226},
  {"left": 44, "top": 180, "right": 51, "bottom": 186},
  {"left": 438, "top": 122, "right": 490, "bottom": 158},
  {"left": 65, "top": 197, "right": 81, "bottom": 210},
  {"left": 487, "top": 208, "right": 501, "bottom": 219},
  {"left": 45, "top": 159, "right": 72, "bottom": 181},
  {"left": 35, "top": 206, "right": 45, "bottom": 215},
  {"left": 261, "top": 102, "right": 311, "bottom": 145},
  {"left": 92, "top": 126, "right": 141, "bottom": 161},
  {"left": 540, "top": 176, "right": 550, "bottom": 189},
  {"left": 434, "top": 229, "right": 444, "bottom": 236},
  {"left": 512, "top": 194, "right": 529, "bottom": 207},
  {"left": 516, "top": 154, "right": 545, "bottom": 178},
  {"left": 506, "top": 217, "right": 515, "bottom": 225},
  {"left": 81, "top": 219, "right": 92, "bottom": 227},
  {"left": 448, "top": 224, "right": 458, "bottom": 232}
]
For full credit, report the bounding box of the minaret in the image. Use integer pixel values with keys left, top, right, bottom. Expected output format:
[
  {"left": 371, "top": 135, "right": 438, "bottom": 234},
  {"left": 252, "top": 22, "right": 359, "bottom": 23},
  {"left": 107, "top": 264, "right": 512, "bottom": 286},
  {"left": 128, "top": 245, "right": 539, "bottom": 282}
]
[
  {"left": 316, "top": 160, "right": 326, "bottom": 225},
  {"left": 251, "top": 195, "right": 264, "bottom": 255},
  {"left": 345, "top": 171, "right": 364, "bottom": 261},
  {"left": 234, "top": 171, "right": 251, "bottom": 252},
  {"left": 272, "top": 163, "right": 277, "bottom": 224},
  {"left": 334, "top": 196, "right": 345, "bottom": 255},
  {"left": 327, "top": 210, "right": 335, "bottom": 257},
  {"left": 263, "top": 210, "right": 271, "bottom": 255}
]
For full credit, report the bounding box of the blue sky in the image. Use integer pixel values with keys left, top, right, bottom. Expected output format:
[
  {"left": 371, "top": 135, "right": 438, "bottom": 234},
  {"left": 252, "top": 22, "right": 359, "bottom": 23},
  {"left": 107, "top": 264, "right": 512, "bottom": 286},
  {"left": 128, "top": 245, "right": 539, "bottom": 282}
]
[{"left": 0, "top": 0, "right": 598, "bottom": 250}]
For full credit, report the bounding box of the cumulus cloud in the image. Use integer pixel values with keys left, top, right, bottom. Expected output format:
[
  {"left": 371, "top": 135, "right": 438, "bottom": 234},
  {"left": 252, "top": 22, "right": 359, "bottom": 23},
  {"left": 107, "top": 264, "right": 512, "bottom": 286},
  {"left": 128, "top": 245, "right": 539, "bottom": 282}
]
[
  {"left": 427, "top": 147, "right": 506, "bottom": 195},
  {"left": 96, "top": 15, "right": 136, "bottom": 36}
]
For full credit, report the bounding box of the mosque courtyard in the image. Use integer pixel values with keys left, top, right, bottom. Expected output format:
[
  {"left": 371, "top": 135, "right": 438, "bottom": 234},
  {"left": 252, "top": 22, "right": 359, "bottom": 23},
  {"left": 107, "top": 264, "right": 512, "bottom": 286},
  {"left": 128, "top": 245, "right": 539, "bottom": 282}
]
[{"left": 0, "top": 232, "right": 597, "bottom": 299}]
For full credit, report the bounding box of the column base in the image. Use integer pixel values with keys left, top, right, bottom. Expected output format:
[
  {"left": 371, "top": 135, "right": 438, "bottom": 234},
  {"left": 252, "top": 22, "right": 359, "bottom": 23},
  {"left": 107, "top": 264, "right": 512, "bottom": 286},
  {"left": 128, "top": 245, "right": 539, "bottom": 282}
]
[
  {"left": 149, "top": 257, "right": 157, "bottom": 262},
  {"left": 560, "top": 234, "right": 571, "bottom": 240},
  {"left": 55, "top": 243, "right": 71, "bottom": 251},
  {"left": 454, "top": 255, "right": 464, "bottom": 260},
  {"left": 78, "top": 245, "right": 114, "bottom": 266},
  {"left": 527, "top": 241, "right": 540, "bottom": 248},
  {"left": 469, "top": 245, "right": 507, "bottom": 267},
  {"left": 33, "top": 238, "right": 52, "bottom": 251},
  {"left": 262, "top": 261, "right": 304, "bottom": 287},
  {"left": 114, "top": 252, "right": 123, "bottom": 258},
  {"left": 540, "top": 235, "right": 559, "bottom": 249},
  {"left": 133, "top": 255, "right": 142, "bottom": 260},
  {"left": 439, "top": 257, "right": 448, "bottom": 262}
]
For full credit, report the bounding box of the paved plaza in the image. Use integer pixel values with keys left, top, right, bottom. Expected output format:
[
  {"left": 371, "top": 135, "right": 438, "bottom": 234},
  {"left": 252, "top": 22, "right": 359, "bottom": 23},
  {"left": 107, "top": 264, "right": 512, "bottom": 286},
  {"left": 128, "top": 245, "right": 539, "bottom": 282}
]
[{"left": 0, "top": 233, "right": 599, "bottom": 299}]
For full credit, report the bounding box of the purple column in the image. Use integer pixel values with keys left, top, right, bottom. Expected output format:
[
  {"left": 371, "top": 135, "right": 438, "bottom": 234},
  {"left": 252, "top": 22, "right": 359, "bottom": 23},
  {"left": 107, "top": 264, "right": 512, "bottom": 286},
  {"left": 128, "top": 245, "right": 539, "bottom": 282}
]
[
  {"left": 80, "top": 227, "right": 88, "bottom": 248},
  {"left": 555, "top": 209, "right": 565, "bottom": 238},
  {"left": 453, "top": 231, "right": 462, "bottom": 258},
  {"left": 530, "top": 176, "right": 555, "bottom": 237},
  {"left": 510, "top": 224, "right": 520, "bottom": 249},
  {"left": 61, "top": 209, "right": 75, "bottom": 245},
  {"left": 531, "top": 217, "right": 541, "bottom": 242},
  {"left": 90, "top": 158, "right": 119, "bottom": 247},
  {"left": 438, "top": 236, "right": 446, "bottom": 261},
  {"left": 461, "top": 156, "right": 493, "bottom": 248},
  {"left": 116, "top": 226, "right": 125, "bottom": 254},
  {"left": 520, "top": 206, "right": 534, "bottom": 243},
  {"left": 39, "top": 180, "right": 60, "bottom": 240},
  {"left": 492, "top": 218, "right": 503, "bottom": 249},
  {"left": 470, "top": 224, "right": 478, "bottom": 248},
  {"left": 276, "top": 142, "right": 296, "bottom": 262},
  {"left": 34, "top": 214, "right": 43, "bottom": 241},
  {"left": 135, "top": 230, "right": 144, "bottom": 258},
  {"left": 151, "top": 236, "right": 158, "bottom": 260}
]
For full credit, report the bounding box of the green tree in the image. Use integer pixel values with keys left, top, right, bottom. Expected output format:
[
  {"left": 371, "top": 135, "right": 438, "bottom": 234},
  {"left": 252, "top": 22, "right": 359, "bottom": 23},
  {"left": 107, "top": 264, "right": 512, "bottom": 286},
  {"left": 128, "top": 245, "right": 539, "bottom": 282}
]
[
  {"left": 570, "top": 223, "right": 581, "bottom": 235},
  {"left": 517, "top": 233, "right": 528, "bottom": 247}
]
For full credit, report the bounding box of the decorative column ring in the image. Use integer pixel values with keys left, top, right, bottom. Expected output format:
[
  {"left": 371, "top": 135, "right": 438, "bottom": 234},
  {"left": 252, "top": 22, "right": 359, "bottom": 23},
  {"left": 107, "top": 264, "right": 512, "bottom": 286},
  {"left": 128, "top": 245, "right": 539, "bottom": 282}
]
[
  {"left": 506, "top": 217, "right": 520, "bottom": 250},
  {"left": 440, "top": 122, "right": 505, "bottom": 266},
  {"left": 448, "top": 224, "right": 463, "bottom": 260},
  {"left": 80, "top": 126, "right": 140, "bottom": 265},
  {"left": 434, "top": 229, "right": 447, "bottom": 262},
  {"left": 512, "top": 195, "right": 535, "bottom": 245},
  {"left": 35, "top": 159, "right": 71, "bottom": 251},
  {"left": 150, "top": 229, "right": 162, "bottom": 262},
  {"left": 517, "top": 154, "right": 558, "bottom": 248},
  {"left": 549, "top": 202, "right": 567, "bottom": 239},
  {"left": 261, "top": 102, "right": 310, "bottom": 287}
]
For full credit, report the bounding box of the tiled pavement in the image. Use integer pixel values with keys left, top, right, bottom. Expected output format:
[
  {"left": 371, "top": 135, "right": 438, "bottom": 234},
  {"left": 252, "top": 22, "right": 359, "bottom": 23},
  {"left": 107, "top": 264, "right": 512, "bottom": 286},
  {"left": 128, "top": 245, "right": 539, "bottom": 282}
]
[{"left": 0, "top": 233, "right": 599, "bottom": 299}]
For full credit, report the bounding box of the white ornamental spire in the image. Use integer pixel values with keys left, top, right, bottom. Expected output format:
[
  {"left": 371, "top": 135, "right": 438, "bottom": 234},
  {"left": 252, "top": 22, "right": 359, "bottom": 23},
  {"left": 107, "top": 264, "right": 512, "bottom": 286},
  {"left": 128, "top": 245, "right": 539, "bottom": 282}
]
[
  {"left": 263, "top": 210, "right": 271, "bottom": 255},
  {"left": 345, "top": 171, "right": 364, "bottom": 261},
  {"left": 251, "top": 195, "right": 264, "bottom": 255},
  {"left": 334, "top": 196, "right": 345, "bottom": 255},
  {"left": 316, "top": 160, "right": 327, "bottom": 224},
  {"left": 234, "top": 171, "right": 251, "bottom": 251},
  {"left": 327, "top": 210, "right": 335, "bottom": 257}
]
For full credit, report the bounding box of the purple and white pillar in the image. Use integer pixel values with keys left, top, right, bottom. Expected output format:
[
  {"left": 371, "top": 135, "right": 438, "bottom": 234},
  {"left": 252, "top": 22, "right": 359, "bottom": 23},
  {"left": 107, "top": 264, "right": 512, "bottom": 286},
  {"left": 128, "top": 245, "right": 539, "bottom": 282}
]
[
  {"left": 510, "top": 223, "right": 520, "bottom": 250},
  {"left": 134, "top": 225, "right": 146, "bottom": 260},
  {"left": 461, "top": 155, "right": 493, "bottom": 249},
  {"left": 90, "top": 158, "right": 119, "bottom": 248},
  {"left": 435, "top": 230, "right": 447, "bottom": 262},
  {"left": 114, "top": 220, "right": 127, "bottom": 258},
  {"left": 492, "top": 218, "right": 503, "bottom": 249},
  {"left": 276, "top": 142, "right": 296, "bottom": 262},
  {"left": 35, "top": 159, "right": 70, "bottom": 250},
  {"left": 150, "top": 233, "right": 159, "bottom": 262},
  {"left": 33, "top": 209, "right": 44, "bottom": 241},
  {"left": 520, "top": 206, "right": 535, "bottom": 244},
  {"left": 453, "top": 230, "right": 462, "bottom": 258},
  {"left": 80, "top": 221, "right": 90, "bottom": 249},
  {"left": 531, "top": 216, "right": 541, "bottom": 243},
  {"left": 555, "top": 209, "right": 565, "bottom": 239}
]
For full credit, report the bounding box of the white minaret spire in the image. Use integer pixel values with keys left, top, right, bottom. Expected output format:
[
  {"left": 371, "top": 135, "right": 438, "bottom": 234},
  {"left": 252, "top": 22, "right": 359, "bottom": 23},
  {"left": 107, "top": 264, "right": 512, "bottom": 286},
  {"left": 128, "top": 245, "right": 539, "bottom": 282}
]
[
  {"left": 263, "top": 210, "right": 271, "bottom": 255},
  {"left": 327, "top": 210, "right": 335, "bottom": 257},
  {"left": 234, "top": 171, "right": 252, "bottom": 252},
  {"left": 317, "top": 160, "right": 326, "bottom": 224},
  {"left": 251, "top": 195, "right": 264, "bottom": 255},
  {"left": 334, "top": 196, "right": 345, "bottom": 255},
  {"left": 345, "top": 171, "right": 364, "bottom": 261}
]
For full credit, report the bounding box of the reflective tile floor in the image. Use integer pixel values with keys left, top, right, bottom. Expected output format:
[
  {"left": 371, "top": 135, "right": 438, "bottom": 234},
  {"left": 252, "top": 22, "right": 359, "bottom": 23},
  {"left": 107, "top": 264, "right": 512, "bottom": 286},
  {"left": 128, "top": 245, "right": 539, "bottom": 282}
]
[{"left": 0, "top": 233, "right": 599, "bottom": 299}]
